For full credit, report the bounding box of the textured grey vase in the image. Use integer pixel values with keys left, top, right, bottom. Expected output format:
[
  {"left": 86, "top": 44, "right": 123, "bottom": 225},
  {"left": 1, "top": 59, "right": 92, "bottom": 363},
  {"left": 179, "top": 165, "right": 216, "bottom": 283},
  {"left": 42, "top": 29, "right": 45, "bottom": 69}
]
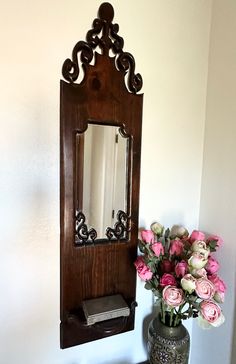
[{"left": 148, "top": 316, "right": 190, "bottom": 364}]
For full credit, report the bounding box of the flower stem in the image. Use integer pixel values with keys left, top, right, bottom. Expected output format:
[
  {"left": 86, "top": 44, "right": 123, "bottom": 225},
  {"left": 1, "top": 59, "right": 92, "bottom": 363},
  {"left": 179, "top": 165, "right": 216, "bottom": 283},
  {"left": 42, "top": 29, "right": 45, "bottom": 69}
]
[
  {"left": 161, "top": 300, "right": 166, "bottom": 324},
  {"left": 174, "top": 313, "right": 179, "bottom": 326},
  {"left": 170, "top": 308, "right": 174, "bottom": 327}
]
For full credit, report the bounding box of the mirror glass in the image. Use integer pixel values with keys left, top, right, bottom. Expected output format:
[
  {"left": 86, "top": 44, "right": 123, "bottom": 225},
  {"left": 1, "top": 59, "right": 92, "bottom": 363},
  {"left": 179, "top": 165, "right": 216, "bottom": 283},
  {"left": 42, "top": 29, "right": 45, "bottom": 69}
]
[{"left": 76, "top": 124, "right": 128, "bottom": 240}]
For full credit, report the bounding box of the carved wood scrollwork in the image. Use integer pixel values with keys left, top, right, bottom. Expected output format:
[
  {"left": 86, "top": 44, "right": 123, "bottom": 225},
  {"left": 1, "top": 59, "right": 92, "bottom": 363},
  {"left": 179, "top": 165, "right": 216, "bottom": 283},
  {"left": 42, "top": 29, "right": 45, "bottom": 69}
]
[
  {"left": 75, "top": 210, "right": 97, "bottom": 245},
  {"left": 75, "top": 210, "right": 130, "bottom": 245},
  {"left": 62, "top": 2, "right": 143, "bottom": 94},
  {"left": 106, "top": 210, "right": 130, "bottom": 240}
]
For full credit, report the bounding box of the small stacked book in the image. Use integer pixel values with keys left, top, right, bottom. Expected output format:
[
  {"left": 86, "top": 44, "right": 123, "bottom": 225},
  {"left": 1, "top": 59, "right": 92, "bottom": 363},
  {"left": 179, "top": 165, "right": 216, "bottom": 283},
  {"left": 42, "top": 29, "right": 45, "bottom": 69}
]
[{"left": 82, "top": 294, "right": 130, "bottom": 325}]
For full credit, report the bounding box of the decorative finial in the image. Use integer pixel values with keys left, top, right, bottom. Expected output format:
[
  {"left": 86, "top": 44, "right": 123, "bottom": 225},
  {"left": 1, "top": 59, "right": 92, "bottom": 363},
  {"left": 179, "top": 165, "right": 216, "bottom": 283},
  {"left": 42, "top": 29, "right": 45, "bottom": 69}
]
[{"left": 98, "top": 2, "right": 114, "bottom": 22}]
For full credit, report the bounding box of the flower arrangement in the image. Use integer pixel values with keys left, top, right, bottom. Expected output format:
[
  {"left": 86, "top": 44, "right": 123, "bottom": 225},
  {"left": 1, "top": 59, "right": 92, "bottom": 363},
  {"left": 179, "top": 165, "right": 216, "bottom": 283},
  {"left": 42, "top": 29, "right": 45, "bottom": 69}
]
[{"left": 134, "top": 222, "right": 226, "bottom": 328}]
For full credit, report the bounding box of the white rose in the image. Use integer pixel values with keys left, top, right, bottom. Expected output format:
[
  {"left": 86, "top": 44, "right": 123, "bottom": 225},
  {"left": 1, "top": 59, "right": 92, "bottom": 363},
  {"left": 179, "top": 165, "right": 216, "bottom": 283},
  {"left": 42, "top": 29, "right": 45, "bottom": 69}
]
[
  {"left": 181, "top": 274, "right": 196, "bottom": 293},
  {"left": 190, "top": 267, "right": 207, "bottom": 278},
  {"left": 188, "top": 252, "right": 208, "bottom": 269},
  {"left": 192, "top": 240, "right": 210, "bottom": 259}
]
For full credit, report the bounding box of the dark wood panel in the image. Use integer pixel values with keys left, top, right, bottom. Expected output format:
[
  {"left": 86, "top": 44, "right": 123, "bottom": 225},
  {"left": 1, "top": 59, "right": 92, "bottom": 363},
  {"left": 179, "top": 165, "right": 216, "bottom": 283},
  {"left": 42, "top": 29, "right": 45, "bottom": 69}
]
[{"left": 60, "top": 2, "right": 143, "bottom": 348}]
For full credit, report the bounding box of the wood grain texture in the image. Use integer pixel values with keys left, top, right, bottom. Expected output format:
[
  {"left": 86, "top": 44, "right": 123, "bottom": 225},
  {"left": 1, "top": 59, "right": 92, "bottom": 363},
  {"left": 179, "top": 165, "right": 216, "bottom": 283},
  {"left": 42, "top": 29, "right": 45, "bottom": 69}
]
[{"left": 60, "top": 2, "right": 143, "bottom": 348}]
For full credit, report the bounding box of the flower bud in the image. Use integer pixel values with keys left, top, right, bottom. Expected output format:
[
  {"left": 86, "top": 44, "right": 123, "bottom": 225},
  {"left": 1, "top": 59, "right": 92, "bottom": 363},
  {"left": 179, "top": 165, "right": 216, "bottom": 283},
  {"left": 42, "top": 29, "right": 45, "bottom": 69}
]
[
  {"left": 175, "top": 261, "right": 188, "bottom": 278},
  {"left": 170, "top": 225, "right": 189, "bottom": 239},
  {"left": 160, "top": 259, "right": 175, "bottom": 273},
  {"left": 206, "top": 256, "right": 220, "bottom": 274},
  {"left": 214, "top": 291, "right": 225, "bottom": 303},
  {"left": 151, "top": 242, "right": 164, "bottom": 257},
  {"left": 189, "top": 230, "right": 205, "bottom": 244},
  {"left": 151, "top": 222, "right": 164, "bottom": 237},
  {"left": 141, "top": 230, "right": 155, "bottom": 243}
]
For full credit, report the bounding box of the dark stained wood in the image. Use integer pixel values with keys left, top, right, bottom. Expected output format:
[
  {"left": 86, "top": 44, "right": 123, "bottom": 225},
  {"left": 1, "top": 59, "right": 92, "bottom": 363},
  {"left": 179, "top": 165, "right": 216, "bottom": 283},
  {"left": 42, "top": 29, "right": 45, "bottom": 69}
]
[
  {"left": 60, "top": 2, "right": 143, "bottom": 348},
  {"left": 75, "top": 134, "right": 84, "bottom": 211}
]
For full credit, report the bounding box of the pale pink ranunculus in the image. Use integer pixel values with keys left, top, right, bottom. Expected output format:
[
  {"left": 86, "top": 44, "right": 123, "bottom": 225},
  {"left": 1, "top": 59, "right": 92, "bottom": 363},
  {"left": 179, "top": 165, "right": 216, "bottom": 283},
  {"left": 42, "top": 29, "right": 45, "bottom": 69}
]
[
  {"left": 206, "top": 234, "right": 223, "bottom": 249},
  {"left": 190, "top": 267, "right": 207, "bottom": 278},
  {"left": 162, "top": 286, "right": 184, "bottom": 307},
  {"left": 181, "top": 274, "right": 196, "bottom": 293},
  {"left": 188, "top": 252, "right": 208, "bottom": 269},
  {"left": 195, "top": 278, "right": 215, "bottom": 299},
  {"left": 200, "top": 300, "right": 225, "bottom": 327},
  {"left": 169, "top": 239, "right": 184, "bottom": 256},
  {"left": 151, "top": 242, "right": 164, "bottom": 257},
  {"left": 208, "top": 274, "right": 226, "bottom": 293},
  {"left": 206, "top": 256, "right": 220, "bottom": 274},
  {"left": 141, "top": 230, "right": 155, "bottom": 243},
  {"left": 160, "top": 273, "right": 176, "bottom": 287},
  {"left": 175, "top": 261, "right": 188, "bottom": 278},
  {"left": 134, "top": 256, "right": 153, "bottom": 281},
  {"left": 189, "top": 230, "right": 205, "bottom": 244},
  {"left": 191, "top": 240, "right": 210, "bottom": 259}
]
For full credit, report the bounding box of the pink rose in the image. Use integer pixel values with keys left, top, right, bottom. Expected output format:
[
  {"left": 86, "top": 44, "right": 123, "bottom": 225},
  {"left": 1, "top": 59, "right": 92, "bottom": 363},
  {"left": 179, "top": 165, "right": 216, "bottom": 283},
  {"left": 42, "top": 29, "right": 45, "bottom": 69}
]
[
  {"left": 195, "top": 278, "right": 215, "bottom": 299},
  {"left": 162, "top": 286, "right": 184, "bottom": 307},
  {"left": 208, "top": 274, "right": 226, "bottom": 293},
  {"left": 199, "top": 300, "right": 225, "bottom": 327},
  {"left": 206, "top": 256, "right": 220, "bottom": 274},
  {"left": 134, "top": 256, "right": 153, "bottom": 281},
  {"left": 160, "top": 273, "right": 177, "bottom": 287},
  {"left": 141, "top": 230, "right": 155, "bottom": 243},
  {"left": 151, "top": 242, "right": 164, "bottom": 257},
  {"left": 189, "top": 230, "right": 205, "bottom": 244},
  {"left": 206, "top": 234, "right": 223, "bottom": 249},
  {"left": 188, "top": 252, "right": 208, "bottom": 269},
  {"left": 169, "top": 239, "right": 184, "bottom": 256},
  {"left": 160, "top": 259, "right": 175, "bottom": 273},
  {"left": 175, "top": 261, "right": 188, "bottom": 278}
]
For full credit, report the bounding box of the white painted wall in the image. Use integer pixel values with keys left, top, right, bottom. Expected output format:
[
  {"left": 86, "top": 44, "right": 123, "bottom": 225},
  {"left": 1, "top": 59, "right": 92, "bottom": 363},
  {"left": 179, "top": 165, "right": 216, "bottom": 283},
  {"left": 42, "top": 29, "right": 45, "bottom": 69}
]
[
  {"left": 0, "top": 0, "right": 212, "bottom": 363},
  {"left": 191, "top": 1, "right": 236, "bottom": 363}
]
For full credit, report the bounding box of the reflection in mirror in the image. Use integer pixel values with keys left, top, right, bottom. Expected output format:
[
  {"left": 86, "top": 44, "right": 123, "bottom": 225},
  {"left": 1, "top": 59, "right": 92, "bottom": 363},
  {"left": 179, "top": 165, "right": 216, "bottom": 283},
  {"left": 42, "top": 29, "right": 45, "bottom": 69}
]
[{"left": 75, "top": 124, "right": 128, "bottom": 241}]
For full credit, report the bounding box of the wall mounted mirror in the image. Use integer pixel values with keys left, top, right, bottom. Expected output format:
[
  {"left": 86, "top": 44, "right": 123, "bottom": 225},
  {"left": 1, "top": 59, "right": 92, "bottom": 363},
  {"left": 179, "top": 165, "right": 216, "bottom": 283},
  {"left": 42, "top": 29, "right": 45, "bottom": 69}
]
[
  {"left": 75, "top": 124, "right": 130, "bottom": 242},
  {"left": 60, "top": 2, "right": 143, "bottom": 349}
]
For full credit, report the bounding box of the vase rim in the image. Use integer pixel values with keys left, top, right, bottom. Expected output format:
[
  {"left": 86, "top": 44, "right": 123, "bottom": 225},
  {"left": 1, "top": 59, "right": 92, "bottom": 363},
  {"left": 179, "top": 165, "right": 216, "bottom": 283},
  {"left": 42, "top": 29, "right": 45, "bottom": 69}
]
[{"left": 158, "top": 312, "right": 182, "bottom": 328}]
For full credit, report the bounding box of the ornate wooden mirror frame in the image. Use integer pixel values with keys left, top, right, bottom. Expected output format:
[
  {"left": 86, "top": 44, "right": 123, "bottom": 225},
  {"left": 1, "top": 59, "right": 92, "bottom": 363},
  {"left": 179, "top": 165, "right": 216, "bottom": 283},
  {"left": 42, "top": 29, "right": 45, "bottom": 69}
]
[{"left": 60, "top": 2, "right": 143, "bottom": 349}]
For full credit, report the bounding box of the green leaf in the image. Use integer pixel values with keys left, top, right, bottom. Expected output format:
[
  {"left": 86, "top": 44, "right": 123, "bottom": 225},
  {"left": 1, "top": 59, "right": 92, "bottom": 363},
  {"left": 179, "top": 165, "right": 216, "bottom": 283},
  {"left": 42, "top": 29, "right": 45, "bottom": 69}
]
[
  {"left": 138, "top": 244, "right": 145, "bottom": 253},
  {"left": 209, "top": 240, "right": 217, "bottom": 252},
  {"left": 159, "top": 237, "right": 165, "bottom": 247},
  {"left": 164, "top": 228, "right": 170, "bottom": 239},
  {"left": 147, "top": 261, "right": 156, "bottom": 273},
  {"left": 144, "top": 282, "right": 153, "bottom": 290}
]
